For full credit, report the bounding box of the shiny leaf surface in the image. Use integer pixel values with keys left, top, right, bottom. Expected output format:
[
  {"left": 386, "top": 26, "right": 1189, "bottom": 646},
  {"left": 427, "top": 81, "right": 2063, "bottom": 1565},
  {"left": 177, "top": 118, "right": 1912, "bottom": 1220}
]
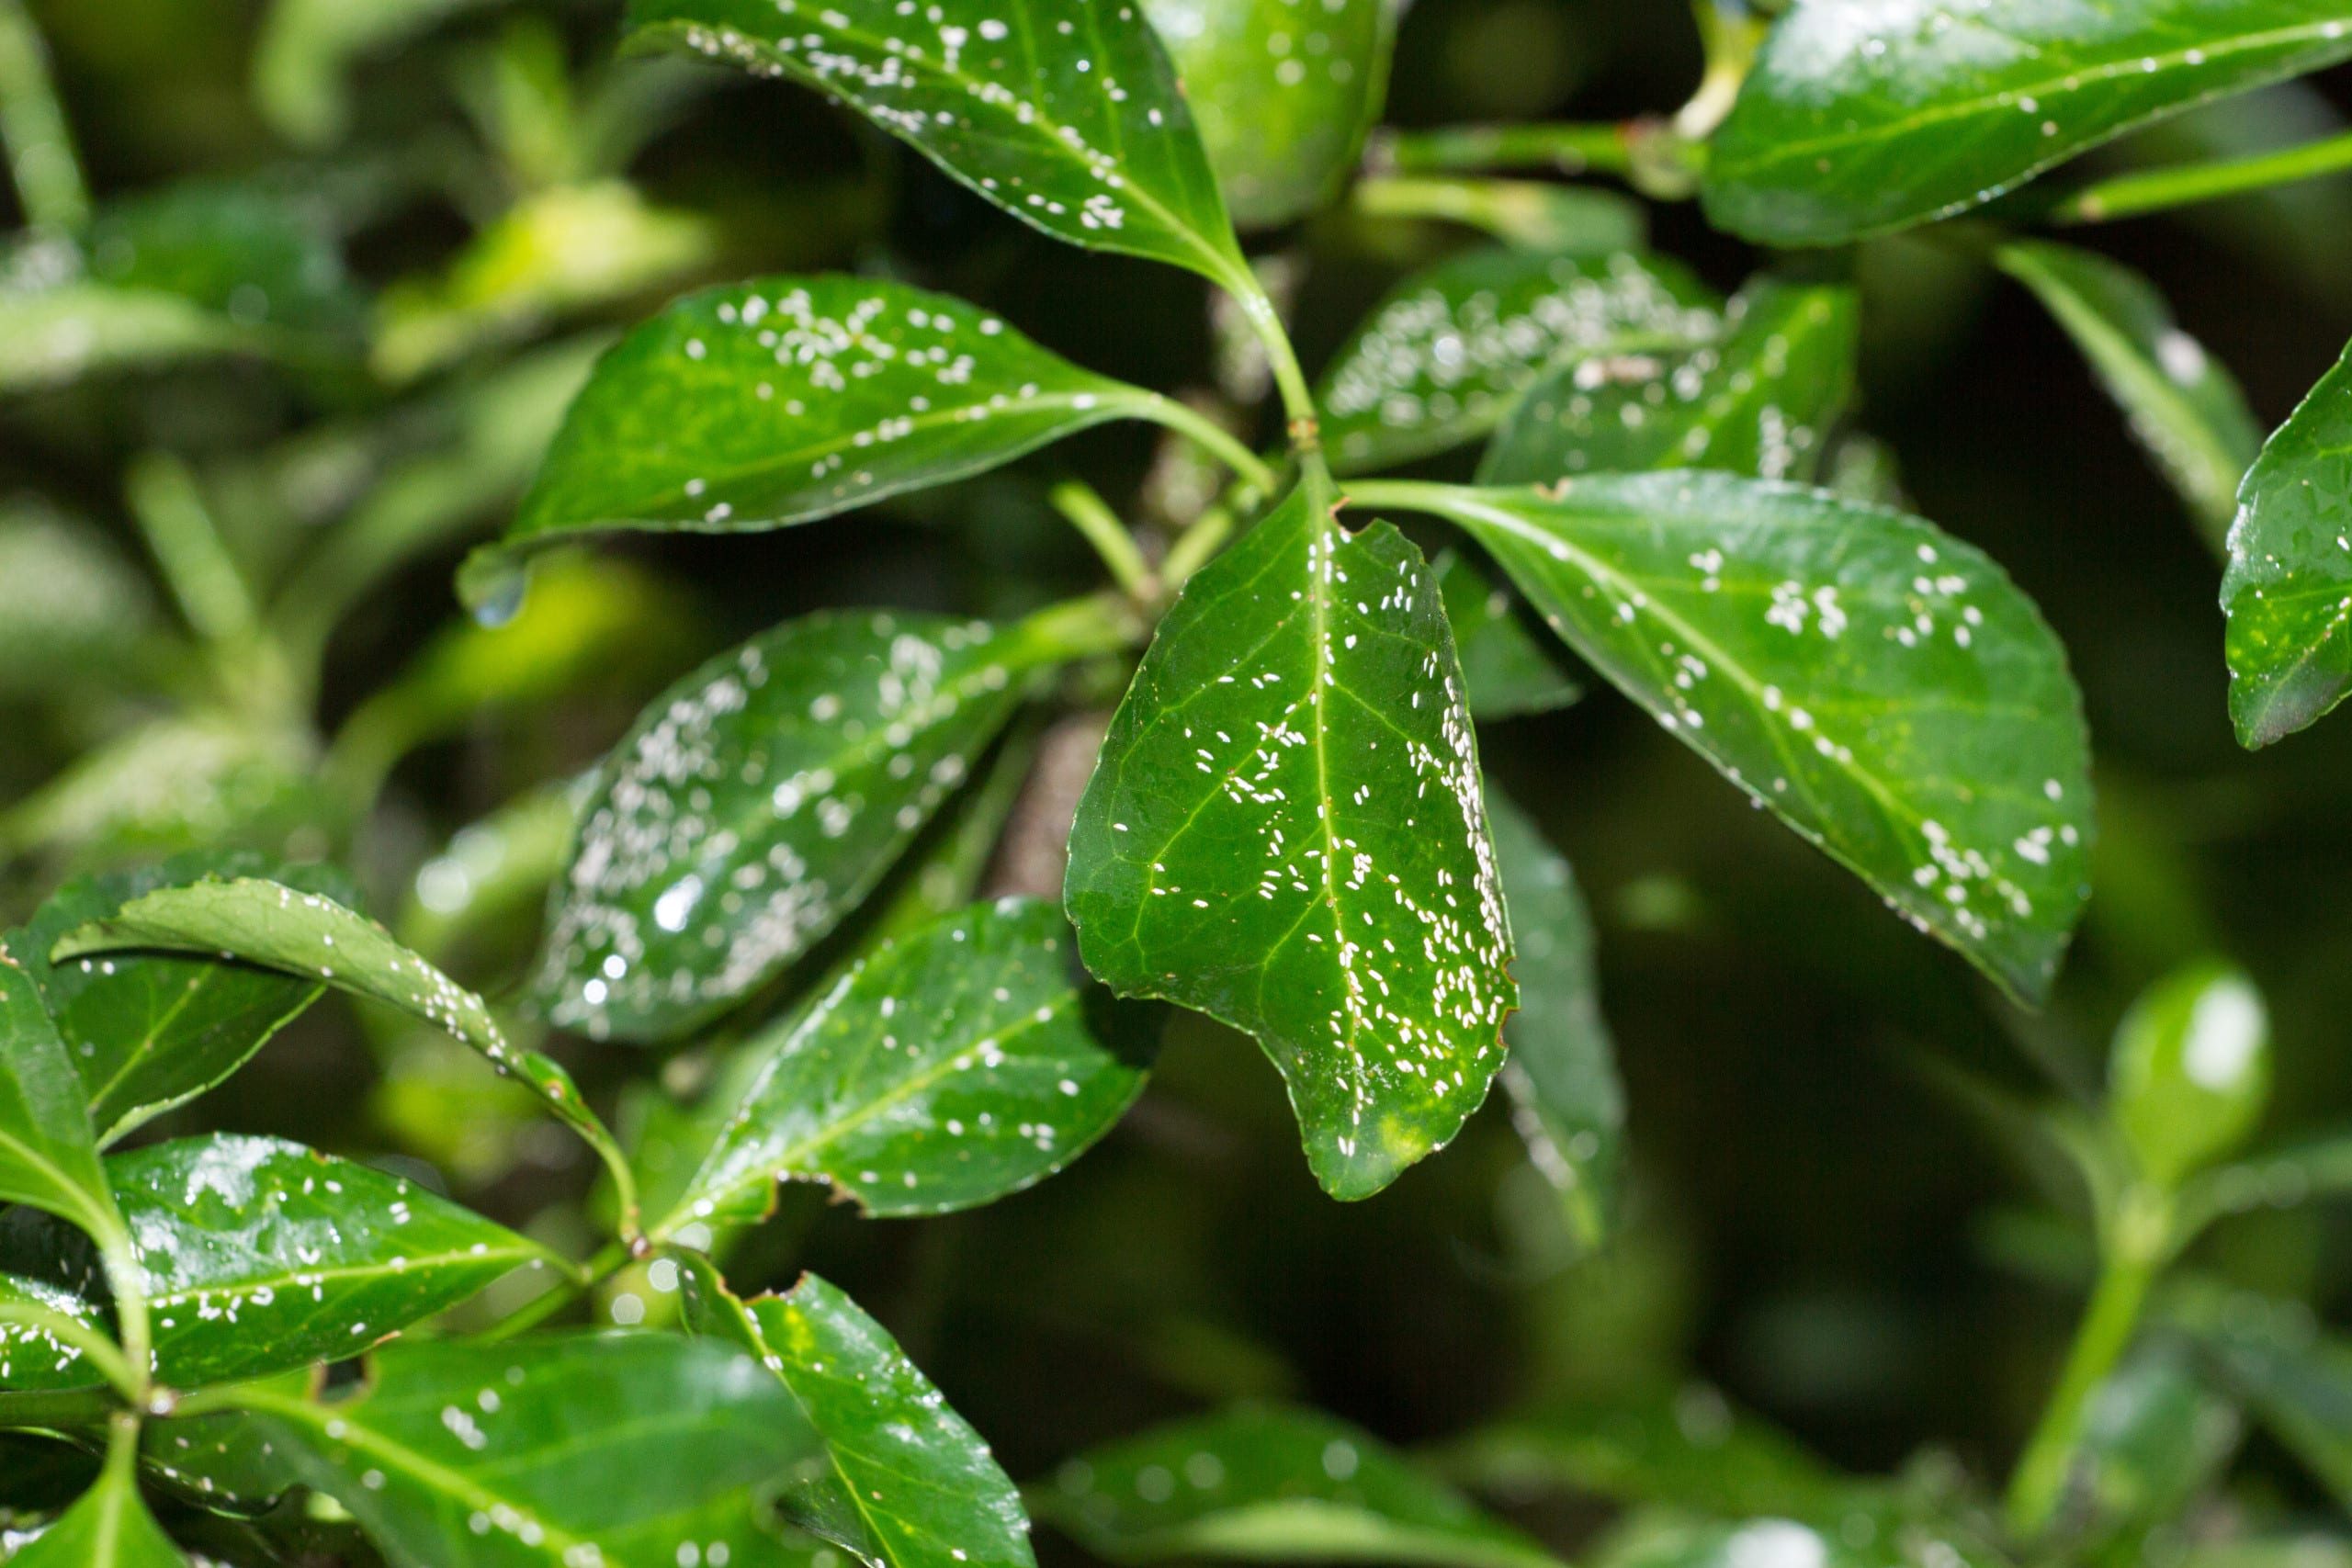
[
  {"left": 0, "top": 954, "right": 115, "bottom": 1242},
  {"left": 8, "top": 1452, "right": 187, "bottom": 1567}
]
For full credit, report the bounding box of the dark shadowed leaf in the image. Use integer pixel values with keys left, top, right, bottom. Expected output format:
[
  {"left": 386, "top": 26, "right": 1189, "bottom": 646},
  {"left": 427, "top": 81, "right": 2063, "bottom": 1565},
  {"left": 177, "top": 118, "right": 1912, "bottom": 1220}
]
[
  {"left": 143, "top": 1371, "right": 319, "bottom": 1511},
  {"left": 662, "top": 897, "right": 1146, "bottom": 1231},
  {"left": 682, "top": 1261, "right": 1035, "bottom": 1568},
  {"left": 2072, "top": 1344, "right": 2242, "bottom": 1551},
  {"left": 1479, "top": 277, "right": 1857, "bottom": 486},
  {"left": 1703, "top": 0, "right": 2352, "bottom": 245},
  {"left": 1389, "top": 473, "right": 2094, "bottom": 1004},
  {"left": 2222, "top": 335, "right": 2352, "bottom": 747},
  {"left": 1435, "top": 551, "right": 1582, "bottom": 721},
  {"left": 1141, "top": 0, "right": 1390, "bottom": 228},
  {"left": 467, "top": 276, "right": 1215, "bottom": 594},
  {"left": 1483, "top": 786, "right": 1621, "bottom": 1247},
  {"left": 1317, "top": 248, "right": 1720, "bottom": 475},
  {"left": 535, "top": 609, "right": 1076, "bottom": 1042},
  {"left": 1066, "top": 470, "right": 1517, "bottom": 1201},
  {"left": 626, "top": 0, "right": 1244, "bottom": 284},
  {"left": 1035, "top": 1404, "right": 1561, "bottom": 1568},
  {"left": 2170, "top": 1282, "right": 2352, "bottom": 1508},
  {"left": 1997, "top": 242, "right": 2260, "bottom": 547},
  {"left": 254, "top": 0, "right": 510, "bottom": 145},
  {"left": 233, "top": 1331, "right": 823, "bottom": 1568}
]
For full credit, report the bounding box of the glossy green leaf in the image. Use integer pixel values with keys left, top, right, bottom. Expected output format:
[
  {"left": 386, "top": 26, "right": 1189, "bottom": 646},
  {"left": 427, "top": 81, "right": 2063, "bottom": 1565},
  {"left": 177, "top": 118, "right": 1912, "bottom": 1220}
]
[
  {"left": 1702, "top": 0, "right": 2352, "bottom": 246},
  {"left": 1317, "top": 248, "right": 1721, "bottom": 475},
  {"left": 535, "top": 607, "right": 1091, "bottom": 1042},
  {"left": 1140, "top": 0, "right": 1390, "bottom": 228},
  {"left": 1435, "top": 551, "right": 1583, "bottom": 721},
  {"left": 1035, "top": 1404, "right": 1560, "bottom": 1568},
  {"left": 661, "top": 897, "right": 1146, "bottom": 1231},
  {"left": 466, "top": 276, "right": 1200, "bottom": 600},
  {"left": 48, "top": 877, "right": 628, "bottom": 1186},
  {"left": 2109, "top": 961, "right": 2268, "bottom": 1189},
  {"left": 1394, "top": 473, "right": 2094, "bottom": 1003},
  {"left": 1997, "top": 242, "right": 2260, "bottom": 547},
  {"left": 1, "top": 1134, "right": 549, "bottom": 1387},
  {"left": 232, "top": 1331, "right": 823, "bottom": 1568},
  {"left": 683, "top": 1263, "right": 1035, "bottom": 1568},
  {"left": 0, "top": 954, "right": 116, "bottom": 1242},
  {"left": 1066, "top": 471, "right": 1518, "bottom": 1201},
  {"left": 1479, "top": 277, "right": 1858, "bottom": 486},
  {"left": 626, "top": 0, "right": 1245, "bottom": 285},
  {"left": 6, "top": 852, "right": 352, "bottom": 1146},
  {"left": 2222, "top": 334, "right": 2352, "bottom": 747},
  {"left": 1484, "top": 786, "right": 1621, "bottom": 1247},
  {"left": 142, "top": 1371, "right": 318, "bottom": 1511},
  {"left": 8, "top": 1450, "right": 187, "bottom": 1568},
  {"left": 0, "top": 1269, "right": 108, "bottom": 1391}
]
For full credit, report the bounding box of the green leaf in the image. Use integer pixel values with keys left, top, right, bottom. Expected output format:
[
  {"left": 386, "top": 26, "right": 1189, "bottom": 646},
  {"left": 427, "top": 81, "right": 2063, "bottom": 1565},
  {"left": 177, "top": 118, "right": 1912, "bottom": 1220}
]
[
  {"left": 536, "top": 608, "right": 1076, "bottom": 1042},
  {"left": 0, "top": 954, "right": 117, "bottom": 1243},
  {"left": 254, "top": 0, "right": 508, "bottom": 145},
  {"left": 2176, "top": 1123, "right": 2352, "bottom": 1240},
  {"left": 681, "top": 1263, "right": 1035, "bottom": 1568},
  {"left": 2222, "top": 334, "right": 2352, "bottom": 747},
  {"left": 661, "top": 897, "right": 1146, "bottom": 1232},
  {"left": 8, "top": 1450, "right": 188, "bottom": 1567},
  {"left": 1317, "top": 248, "right": 1721, "bottom": 475},
  {"left": 1996, "top": 242, "right": 2260, "bottom": 547},
  {"left": 1066, "top": 470, "right": 1518, "bottom": 1201},
  {"left": 2109, "top": 961, "right": 2268, "bottom": 1189},
  {"left": 6, "top": 852, "right": 352, "bottom": 1146},
  {"left": 0, "top": 501, "right": 155, "bottom": 699},
  {"left": 1483, "top": 785, "right": 1621, "bottom": 1247},
  {"left": 2073, "top": 1344, "right": 2241, "bottom": 1549},
  {"left": 0, "top": 1269, "right": 109, "bottom": 1392},
  {"left": 625, "top": 0, "right": 1245, "bottom": 286},
  {"left": 1387, "top": 473, "right": 2094, "bottom": 1004},
  {"left": 1702, "top": 0, "right": 2352, "bottom": 246},
  {"left": 465, "top": 276, "right": 1207, "bottom": 601},
  {"left": 1478, "top": 277, "right": 1858, "bottom": 486},
  {"left": 1139, "top": 0, "right": 1391, "bottom": 228},
  {"left": 47, "top": 877, "right": 630, "bottom": 1196},
  {"left": 232, "top": 1331, "right": 823, "bottom": 1568},
  {"left": 1, "top": 1134, "right": 551, "bottom": 1387},
  {"left": 1035, "top": 1404, "right": 1561, "bottom": 1568},
  {"left": 142, "top": 1373, "right": 317, "bottom": 1511},
  {"left": 2170, "top": 1282, "right": 2352, "bottom": 1509},
  {"left": 1589, "top": 1515, "right": 1994, "bottom": 1568},
  {"left": 0, "top": 713, "right": 317, "bottom": 865},
  {"left": 1435, "top": 551, "right": 1582, "bottom": 721}
]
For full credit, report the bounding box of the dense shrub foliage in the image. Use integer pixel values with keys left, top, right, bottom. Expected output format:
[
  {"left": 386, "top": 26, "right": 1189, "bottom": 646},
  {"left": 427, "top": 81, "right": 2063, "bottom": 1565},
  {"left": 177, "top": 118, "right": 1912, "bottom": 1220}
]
[{"left": 4, "top": 0, "right": 2352, "bottom": 1564}]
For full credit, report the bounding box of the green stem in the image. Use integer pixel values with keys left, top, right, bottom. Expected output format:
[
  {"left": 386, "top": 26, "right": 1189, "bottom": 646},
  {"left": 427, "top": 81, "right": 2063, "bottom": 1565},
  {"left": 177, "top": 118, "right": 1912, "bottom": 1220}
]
[
  {"left": 0, "top": 1385, "right": 116, "bottom": 1433},
  {"left": 1161, "top": 502, "right": 1238, "bottom": 592},
  {"left": 126, "top": 452, "right": 259, "bottom": 646},
  {"left": 0, "top": 1301, "right": 141, "bottom": 1403},
  {"left": 479, "top": 1237, "right": 634, "bottom": 1341},
  {"left": 1016, "top": 590, "right": 1151, "bottom": 663},
  {"left": 2002, "top": 1190, "right": 2167, "bottom": 1540},
  {"left": 91, "top": 1221, "right": 153, "bottom": 1404},
  {"left": 1220, "top": 265, "right": 1319, "bottom": 452},
  {"left": 1377, "top": 122, "right": 1634, "bottom": 176},
  {"left": 0, "top": 0, "right": 85, "bottom": 231},
  {"left": 1048, "top": 479, "right": 1157, "bottom": 602},
  {"left": 2052, "top": 129, "right": 2352, "bottom": 224},
  {"left": 1142, "top": 396, "right": 1276, "bottom": 493}
]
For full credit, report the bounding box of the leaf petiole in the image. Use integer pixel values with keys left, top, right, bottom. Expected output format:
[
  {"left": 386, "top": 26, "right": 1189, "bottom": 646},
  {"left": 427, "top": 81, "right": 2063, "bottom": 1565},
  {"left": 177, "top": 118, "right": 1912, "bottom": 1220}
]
[
  {"left": 0, "top": 0, "right": 86, "bottom": 231},
  {"left": 2052, "top": 127, "right": 2352, "bottom": 224},
  {"left": 1049, "top": 479, "right": 1157, "bottom": 603}
]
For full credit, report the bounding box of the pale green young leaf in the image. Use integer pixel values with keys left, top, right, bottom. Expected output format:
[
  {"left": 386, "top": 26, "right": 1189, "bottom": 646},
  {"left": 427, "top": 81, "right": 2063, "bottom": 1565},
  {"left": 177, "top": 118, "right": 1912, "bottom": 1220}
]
[
  {"left": 1702, "top": 0, "right": 2352, "bottom": 246},
  {"left": 465, "top": 276, "right": 1200, "bottom": 600},
  {"left": 1435, "top": 551, "right": 1582, "bottom": 721},
  {"left": 2222, "top": 335, "right": 2352, "bottom": 747},
  {"left": 681, "top": 1261, "right": 1035, "bottom": 1568},
  {"left": 1140, "top": 0, "right": 1391, "bottom": 229},
  {"left": 1479, "top": 277, "right": 1857, "bottom": 486},
  {"left": 625, "top": 0, "right": 1244, "bottom": 284},
  {"left": 1997, "top": 242, "right": 2261, "bottom": 547},
  {"left": 1483, "top": 786, "right": 1621, "bottom": 1247},
  {"left": 1035, "top": 1405, "right": 1561, "bottom": 1568},
  {"left": 1385, "top": 474, "right": 2094, "bottom": 1004},
  {"left": 1066, "top": 470, "right": 1518, "bottom": 1201},
  {"left": 233, "top": 1332, "right": 823, "bottom": 1568},
  {"left": 535, "top": 609, "right": 1071, "bottom": 1043},
  {"left": 1317, "top": 249, "right": 1721, "bottom": 475},
  {"left": 2109, "top": 961, "right": 2269, "bottom": 1189},
  {"left": 662, "top": 897, "right": 1146, "bottom": 1232}
]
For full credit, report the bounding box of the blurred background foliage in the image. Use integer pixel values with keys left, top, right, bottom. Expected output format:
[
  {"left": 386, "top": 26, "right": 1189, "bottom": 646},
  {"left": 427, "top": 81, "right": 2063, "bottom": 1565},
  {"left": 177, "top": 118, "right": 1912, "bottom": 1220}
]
[{"left": 6, "top": 0, "right": 2352, "bottom": 1559}]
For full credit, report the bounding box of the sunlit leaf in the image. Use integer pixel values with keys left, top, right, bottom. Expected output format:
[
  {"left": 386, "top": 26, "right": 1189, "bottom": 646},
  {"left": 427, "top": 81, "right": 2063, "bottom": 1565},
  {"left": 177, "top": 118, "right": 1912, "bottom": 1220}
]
[
  {"left": 1389, "top": 473, "right": 2094, "bottom": 1003},
  {"left": 1141, "top": 0, "right": 1391, "bottom": 228},
  {"left": 1479, "top": 277, "right": 1857, "bottom": 486},
  {"left": 1317, "top": 248, "right": 1720, "bottom": 475},
  {"left": 1067, "top": 469, "right": 1518, "bottom": 1201},
  {"left": 1035, "top": 1404, "right": 1561, "bottom": 1568},
  {"left": 662, "top": 897, "right": 1146, "bottom": 1231},
  {"left": 1484, "top": 786, "right": 1621, "bottom": 1247},
  {"left": 682, "top": 1262, "right": 1035, "bottom": 1568},
  {"left": 232, "top": 1331, "right": 822, "bottom": 1568},
  {"left": 1703, "top": 0, "right": 2352, "bottom": 245},
  {"left": 626, "top": 0, "right": 1246, "bottom": 285},
  {"left": 2222, "top": 334, "right": 2352, "bottom": 747},
  {"left": 1997, "top": 242, "right": 2260, "bottom": 547},
  {"left": 1435, "top": 551, "right": 1582, "bottom": 721}
]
